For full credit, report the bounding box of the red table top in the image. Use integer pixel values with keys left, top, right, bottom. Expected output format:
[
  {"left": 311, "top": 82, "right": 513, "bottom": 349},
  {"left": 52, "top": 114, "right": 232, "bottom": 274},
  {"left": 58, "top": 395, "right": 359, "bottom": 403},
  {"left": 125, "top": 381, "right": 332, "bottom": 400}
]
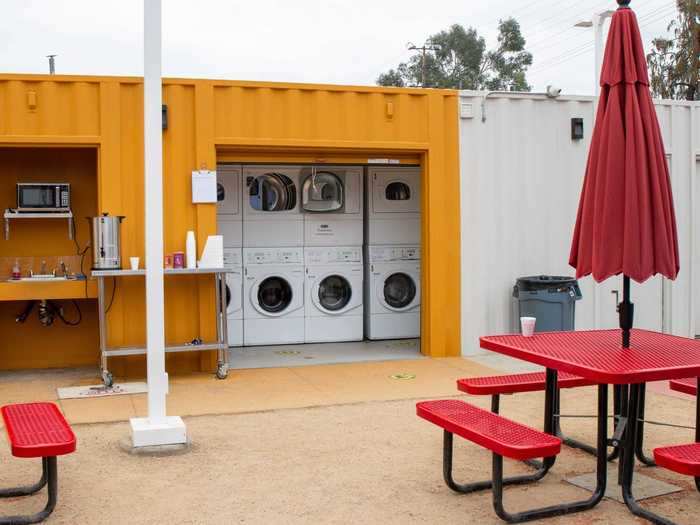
[{"left": 480, "top": 329, "right": 700, "bottom": 385}]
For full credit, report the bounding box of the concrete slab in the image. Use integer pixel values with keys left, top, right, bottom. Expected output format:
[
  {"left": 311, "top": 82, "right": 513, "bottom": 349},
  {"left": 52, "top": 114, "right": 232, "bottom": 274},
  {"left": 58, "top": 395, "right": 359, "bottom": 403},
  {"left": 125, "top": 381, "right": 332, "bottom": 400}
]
[{"left": 566, "top": 466, "right": 683, "bottom": 502}]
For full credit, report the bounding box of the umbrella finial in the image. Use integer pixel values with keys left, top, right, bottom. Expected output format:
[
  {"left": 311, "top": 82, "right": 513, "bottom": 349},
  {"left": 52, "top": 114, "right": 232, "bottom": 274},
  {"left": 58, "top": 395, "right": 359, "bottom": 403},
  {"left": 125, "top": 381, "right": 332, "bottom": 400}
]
[{"left": 617, "top": 0, "right": 631, "bottom": 7}]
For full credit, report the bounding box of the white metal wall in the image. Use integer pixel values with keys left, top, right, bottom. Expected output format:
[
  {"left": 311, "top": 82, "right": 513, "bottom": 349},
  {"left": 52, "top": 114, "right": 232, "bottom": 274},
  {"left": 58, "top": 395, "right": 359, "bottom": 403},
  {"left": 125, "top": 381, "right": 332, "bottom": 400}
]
[{"left": 459, "top": 91, "right": 700, "bottom": 356}]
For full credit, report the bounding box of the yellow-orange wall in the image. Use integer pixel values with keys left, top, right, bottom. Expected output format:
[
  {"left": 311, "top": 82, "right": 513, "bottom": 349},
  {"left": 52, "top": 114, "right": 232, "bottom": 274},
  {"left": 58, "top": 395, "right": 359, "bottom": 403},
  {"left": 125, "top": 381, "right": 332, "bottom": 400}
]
[{"left": 0, "top": 74, "right": 461, "bottom": 374}]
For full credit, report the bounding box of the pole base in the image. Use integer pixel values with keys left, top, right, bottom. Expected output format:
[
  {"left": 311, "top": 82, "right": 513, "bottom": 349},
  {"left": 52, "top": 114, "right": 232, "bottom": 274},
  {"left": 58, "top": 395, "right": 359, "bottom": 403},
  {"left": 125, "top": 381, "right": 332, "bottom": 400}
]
[{"left": 130, "top": 416, "right": 187, "bottom": 447}]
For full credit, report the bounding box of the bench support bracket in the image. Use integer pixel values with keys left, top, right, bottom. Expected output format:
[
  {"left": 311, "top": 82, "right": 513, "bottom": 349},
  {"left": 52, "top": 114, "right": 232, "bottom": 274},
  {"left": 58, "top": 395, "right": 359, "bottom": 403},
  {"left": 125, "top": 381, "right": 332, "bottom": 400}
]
[{"left": 0, "top": 456, "right": 57, "bottom": 525}]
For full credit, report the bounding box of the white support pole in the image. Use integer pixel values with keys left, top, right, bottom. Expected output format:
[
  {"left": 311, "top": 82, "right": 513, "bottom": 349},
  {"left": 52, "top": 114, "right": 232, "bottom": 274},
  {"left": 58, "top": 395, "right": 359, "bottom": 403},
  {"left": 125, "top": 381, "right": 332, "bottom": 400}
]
[
  {"left": 593, "top": 13, "right": 605, "bottom": 97},
  {"left": 130, "top": 0, "right": 186, "bottom": 447}
]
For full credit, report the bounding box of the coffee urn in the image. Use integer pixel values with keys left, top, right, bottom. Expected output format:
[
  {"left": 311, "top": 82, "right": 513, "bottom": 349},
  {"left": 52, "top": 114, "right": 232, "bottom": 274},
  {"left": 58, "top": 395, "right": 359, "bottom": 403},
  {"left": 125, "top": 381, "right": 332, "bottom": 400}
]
[{"left": 89, "top": 213, "right": 125, "bottom": 270}]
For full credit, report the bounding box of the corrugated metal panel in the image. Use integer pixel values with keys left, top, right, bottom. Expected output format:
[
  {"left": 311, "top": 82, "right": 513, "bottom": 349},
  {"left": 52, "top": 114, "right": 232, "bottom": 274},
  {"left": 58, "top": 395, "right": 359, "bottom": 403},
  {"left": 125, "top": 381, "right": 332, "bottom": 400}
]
[{"left": 459, "top": 92, "right": 700, "bottom": 355}]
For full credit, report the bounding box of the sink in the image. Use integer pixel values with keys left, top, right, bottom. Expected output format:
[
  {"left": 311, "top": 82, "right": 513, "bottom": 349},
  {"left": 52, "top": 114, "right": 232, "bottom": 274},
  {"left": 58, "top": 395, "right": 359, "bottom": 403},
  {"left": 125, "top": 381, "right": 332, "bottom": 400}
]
[{"left": 8, "top": 275, "right": 68, "bottom": 282}]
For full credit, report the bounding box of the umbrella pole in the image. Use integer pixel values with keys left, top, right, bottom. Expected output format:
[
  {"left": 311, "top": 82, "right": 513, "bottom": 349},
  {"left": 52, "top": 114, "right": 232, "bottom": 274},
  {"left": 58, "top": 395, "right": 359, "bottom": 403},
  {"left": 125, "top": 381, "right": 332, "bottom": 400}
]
[{"left": 619, "top": 275, "right": 634, "bottom": 348}]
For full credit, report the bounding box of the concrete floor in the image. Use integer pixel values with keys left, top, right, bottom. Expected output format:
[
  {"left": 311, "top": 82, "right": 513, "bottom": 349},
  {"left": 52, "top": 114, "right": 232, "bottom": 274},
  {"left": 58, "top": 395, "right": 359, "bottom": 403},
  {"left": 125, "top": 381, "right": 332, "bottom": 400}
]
[{"left": 228, "top": 339, "right": 423, "bottom": 369}]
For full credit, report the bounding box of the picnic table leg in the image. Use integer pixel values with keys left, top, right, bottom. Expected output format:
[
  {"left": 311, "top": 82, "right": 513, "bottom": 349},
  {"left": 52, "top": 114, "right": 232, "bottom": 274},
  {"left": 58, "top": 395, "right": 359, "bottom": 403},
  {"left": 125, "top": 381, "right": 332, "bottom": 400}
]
[
  {"left": 620, "top": 385, "right": 676, "bottom": 525},
  {"left": 442, "top": 430, "right": 550, "bottom": 494},
  {"left": 492, "top": 382, "right": 609, "bottom": 523},
  {"left": 634, "top": 383, "right": 655, "bottom": 467},
  {"left": 0, "top": 457, "right": 57, "bottom": 525},
  {"left": 0, "top": 458, "right": 48, "bottom": 498}
]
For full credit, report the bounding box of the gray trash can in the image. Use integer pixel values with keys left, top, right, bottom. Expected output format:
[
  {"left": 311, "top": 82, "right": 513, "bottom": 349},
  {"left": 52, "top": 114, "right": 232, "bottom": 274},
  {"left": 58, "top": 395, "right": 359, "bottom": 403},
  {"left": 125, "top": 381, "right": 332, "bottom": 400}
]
[{"left": 512, "top": 276, "right": 582, "bottom": 333}]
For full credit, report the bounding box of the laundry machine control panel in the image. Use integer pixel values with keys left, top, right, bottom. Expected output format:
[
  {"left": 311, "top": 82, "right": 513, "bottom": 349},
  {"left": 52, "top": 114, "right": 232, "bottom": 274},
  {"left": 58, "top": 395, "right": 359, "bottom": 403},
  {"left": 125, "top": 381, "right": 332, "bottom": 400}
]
[
  {"left": 244, "top": 247, "right": 303, "bottom": 265},
  {"left": 305, "top": 247, "right": 362, "bottom": 265},
  {"left": 368, "top": 246, "right": 420, "bottom": 262}
]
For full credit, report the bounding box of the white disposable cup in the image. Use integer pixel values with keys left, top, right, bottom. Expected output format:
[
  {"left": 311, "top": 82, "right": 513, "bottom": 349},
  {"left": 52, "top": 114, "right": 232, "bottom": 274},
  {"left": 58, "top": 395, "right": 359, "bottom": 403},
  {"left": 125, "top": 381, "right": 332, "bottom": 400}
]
[
  {"left": 130, "top": 257, "right": 140, "bottom": 271},
  {"left": 520, "top": 317, "right": 536, "bottom": 337}
]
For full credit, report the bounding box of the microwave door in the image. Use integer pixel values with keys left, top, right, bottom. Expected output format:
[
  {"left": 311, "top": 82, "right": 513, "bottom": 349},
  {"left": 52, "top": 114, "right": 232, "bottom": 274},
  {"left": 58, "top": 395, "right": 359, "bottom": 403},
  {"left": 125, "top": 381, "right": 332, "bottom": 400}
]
[{"left": 19, "top": 187, "right": 55, "bottom": 209}]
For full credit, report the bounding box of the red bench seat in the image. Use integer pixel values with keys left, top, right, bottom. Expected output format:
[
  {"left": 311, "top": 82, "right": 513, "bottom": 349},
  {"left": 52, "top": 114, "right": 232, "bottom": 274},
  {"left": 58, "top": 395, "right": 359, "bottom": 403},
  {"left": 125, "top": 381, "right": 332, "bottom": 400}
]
[
  {"left": 416, "top": 399, "right": 561, "bottom": 461},
  {"left": 654, "top": 443, "right": 700, "bottom": 477},
  {"left": 2, "top": 403, "right": 76, "bottom": 458},
  {"left": 669, "top": 377, "right": 698, "bottom": 397},
  {"left": 457, "top": 371, "right": 595, "bottom": 395}
]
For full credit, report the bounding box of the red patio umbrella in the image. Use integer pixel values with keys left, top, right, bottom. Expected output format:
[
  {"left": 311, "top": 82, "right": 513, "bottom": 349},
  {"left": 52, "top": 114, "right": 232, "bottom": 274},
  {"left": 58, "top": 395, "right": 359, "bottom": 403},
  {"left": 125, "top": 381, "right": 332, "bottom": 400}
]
[{"left": 569, "top": 0, "right": 679, "bottom": 348}]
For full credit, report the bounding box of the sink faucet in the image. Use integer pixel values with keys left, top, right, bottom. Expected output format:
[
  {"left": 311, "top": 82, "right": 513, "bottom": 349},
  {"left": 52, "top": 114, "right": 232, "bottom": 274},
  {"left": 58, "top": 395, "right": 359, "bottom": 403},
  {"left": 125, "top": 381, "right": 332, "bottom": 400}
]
[
  {"left": 59, "top": 260, "right": 67, "bottom": 277},
  {"left": 40, "top": 260, "right": 47, "bottom": 275}
]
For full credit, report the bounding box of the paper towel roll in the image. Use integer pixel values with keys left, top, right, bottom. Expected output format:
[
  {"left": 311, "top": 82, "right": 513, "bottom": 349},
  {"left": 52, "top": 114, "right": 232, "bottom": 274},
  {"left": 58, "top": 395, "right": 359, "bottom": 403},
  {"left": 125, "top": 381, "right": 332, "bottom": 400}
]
[{"left": 186, "top": 231, "right": 197, "bottom": 269}]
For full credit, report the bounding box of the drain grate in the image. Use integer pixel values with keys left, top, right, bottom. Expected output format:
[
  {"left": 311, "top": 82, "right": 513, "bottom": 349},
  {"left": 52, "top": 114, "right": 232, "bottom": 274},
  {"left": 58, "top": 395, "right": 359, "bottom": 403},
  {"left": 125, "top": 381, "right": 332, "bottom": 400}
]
[{"left": 390, "top": 373, "right": 416, "bottom": 381}]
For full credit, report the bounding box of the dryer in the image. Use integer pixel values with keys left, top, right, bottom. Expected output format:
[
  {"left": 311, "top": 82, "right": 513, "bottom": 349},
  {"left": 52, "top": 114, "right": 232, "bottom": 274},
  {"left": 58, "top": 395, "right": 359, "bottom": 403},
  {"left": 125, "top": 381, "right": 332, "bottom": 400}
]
[
  {"left": 243, "top": 247, "right": 305, "bottom": 346},
  {"left": 217, "top": 164, "right": 243, "bottom": 248},
  {"left": 365, "top": 167, "right": 421, "bottom": 245},
  {"left": 301, "top": 166, "right": 363, "bottom": 246},
  {"left": 304, "top": 246, "right": 363, "bottom": 343},
  {"left": 243, "top": 165, "right": 303, "bottom": 247},
  {"left": 223, "top": 247, "right": 243, "bottom": 347},
  {"left": 365, "top": 245, "right": 420, "bottom": 340}
]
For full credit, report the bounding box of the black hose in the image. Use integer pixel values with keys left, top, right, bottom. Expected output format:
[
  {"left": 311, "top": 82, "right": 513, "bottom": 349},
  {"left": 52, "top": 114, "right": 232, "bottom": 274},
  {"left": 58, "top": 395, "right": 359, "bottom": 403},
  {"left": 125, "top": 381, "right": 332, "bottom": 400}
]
[
  {"left": 105, "top": 277, "right": 117, "bottom": 314},
  {"left": 50, "top": 300, "right": 82, "bottom": 326}
]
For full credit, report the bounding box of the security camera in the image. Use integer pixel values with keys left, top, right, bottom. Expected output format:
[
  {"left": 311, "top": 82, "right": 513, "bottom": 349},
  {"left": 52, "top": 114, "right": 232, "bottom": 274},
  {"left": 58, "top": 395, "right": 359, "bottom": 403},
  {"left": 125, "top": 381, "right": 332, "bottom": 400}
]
[{"left": 546, "top": 85, "right": 562, "bottom": 98}]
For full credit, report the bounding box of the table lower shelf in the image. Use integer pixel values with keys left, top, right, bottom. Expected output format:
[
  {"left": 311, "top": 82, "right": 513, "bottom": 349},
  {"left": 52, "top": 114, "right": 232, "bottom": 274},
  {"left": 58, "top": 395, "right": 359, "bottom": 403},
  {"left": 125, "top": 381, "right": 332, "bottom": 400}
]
[{"left": 103, "top": 342, "right": 224, "bottom": 358}]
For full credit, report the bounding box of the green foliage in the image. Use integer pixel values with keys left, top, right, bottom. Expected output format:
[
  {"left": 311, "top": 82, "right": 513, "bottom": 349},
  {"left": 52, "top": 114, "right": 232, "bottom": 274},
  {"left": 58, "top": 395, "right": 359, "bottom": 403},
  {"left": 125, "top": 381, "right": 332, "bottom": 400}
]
[
  {"left": 647, "top": 0, "right": 699, "bottom": 101},
  {"left": 377, "top": 20, "right": 533, "bottom": 90}
]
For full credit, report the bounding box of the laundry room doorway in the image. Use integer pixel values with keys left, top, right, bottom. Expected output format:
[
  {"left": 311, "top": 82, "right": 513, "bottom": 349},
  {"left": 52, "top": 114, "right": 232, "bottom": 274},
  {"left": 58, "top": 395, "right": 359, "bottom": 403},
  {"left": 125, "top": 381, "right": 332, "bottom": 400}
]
[{"left": 216, "top": 148, "right": 427, "bottom": 369}]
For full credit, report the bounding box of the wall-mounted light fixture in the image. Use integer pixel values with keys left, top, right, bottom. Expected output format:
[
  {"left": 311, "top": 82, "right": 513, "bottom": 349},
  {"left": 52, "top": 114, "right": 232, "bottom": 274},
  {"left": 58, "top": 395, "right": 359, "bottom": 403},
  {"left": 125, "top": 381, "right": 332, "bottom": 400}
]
[{"left": 571, "top": 118, "right": 584, "bottom": 140}]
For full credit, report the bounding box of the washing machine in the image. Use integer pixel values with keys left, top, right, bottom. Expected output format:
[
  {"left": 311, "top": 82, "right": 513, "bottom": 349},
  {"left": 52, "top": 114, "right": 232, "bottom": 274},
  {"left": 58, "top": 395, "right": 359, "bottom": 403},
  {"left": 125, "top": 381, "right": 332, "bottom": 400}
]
[
  {"left": 223, "top": 248, "right": 243, "bottom": 347},
  {"left": 243, "top": 247, "right": 305, "bottom": 346},
  {"left": 365, "top": 245, "right": 420, "bottom": 340},
  {"left": 301, "top": 166, "right": 363, "bottom": 246},
  {"left": 304, "top": 246, "right": 363, "bottom": 343},
  {"left": 217, "top": 164, "right": 243, "bottom": 248},
  {"left": 243, "top": 165, "right": 303, "bottom": 247},
  {"left": 365, "top": 166, "right": 421, "bottom": 245}
]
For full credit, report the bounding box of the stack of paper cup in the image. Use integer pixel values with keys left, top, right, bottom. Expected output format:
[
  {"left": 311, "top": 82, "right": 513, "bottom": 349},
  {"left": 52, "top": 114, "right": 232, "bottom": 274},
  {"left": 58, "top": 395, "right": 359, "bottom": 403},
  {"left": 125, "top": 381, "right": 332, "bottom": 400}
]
[
  {"left": 186, "top": 231, "right": 197, "bottom": 269},
  {"left": 520, "top": 317, "right": 536, "bottom": 337}
]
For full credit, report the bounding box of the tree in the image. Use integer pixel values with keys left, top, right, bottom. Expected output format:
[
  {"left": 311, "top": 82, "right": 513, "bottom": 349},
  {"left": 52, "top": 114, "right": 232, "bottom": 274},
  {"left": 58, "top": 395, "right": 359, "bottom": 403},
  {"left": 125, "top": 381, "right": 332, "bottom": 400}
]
[
  {"left": 647, "top": 0, "right": 699, "bottom": 101},
  {"left": 377, "top": 20, "right": 533, "bottom": 90}
]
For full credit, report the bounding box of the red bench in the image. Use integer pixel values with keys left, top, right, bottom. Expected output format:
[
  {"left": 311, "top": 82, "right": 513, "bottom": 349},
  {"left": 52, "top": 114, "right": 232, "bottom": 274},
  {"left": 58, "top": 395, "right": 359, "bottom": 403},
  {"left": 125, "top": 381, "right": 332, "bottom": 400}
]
[
  {"left": 1, "top": 403, "right": 76, "bottom": 524},
  {"left": 457, "top": 372, "right": 598, "bottom": 458},
  {"left": 417, "top": 399, "right": 572, "bottom": 522},
  {"left": 654, "top": 443, "right": 700, "bottom": 493},
  {"left": 669, "top": 377, "right": 698, "bottom": 396}
]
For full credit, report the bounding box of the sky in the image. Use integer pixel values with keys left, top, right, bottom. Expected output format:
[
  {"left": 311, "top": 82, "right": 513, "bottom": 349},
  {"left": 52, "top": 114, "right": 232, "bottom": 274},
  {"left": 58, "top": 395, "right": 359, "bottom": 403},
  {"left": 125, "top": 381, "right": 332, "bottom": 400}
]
[{"left": 0, "top": 0, "right": 679, "bottom": 95}]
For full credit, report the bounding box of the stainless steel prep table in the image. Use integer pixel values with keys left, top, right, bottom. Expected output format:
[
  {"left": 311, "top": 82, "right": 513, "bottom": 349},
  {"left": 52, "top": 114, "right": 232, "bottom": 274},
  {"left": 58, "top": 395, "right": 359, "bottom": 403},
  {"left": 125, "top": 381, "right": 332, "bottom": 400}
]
[{"left": 92, "top": 267, "right": 230, "bottom": 386}]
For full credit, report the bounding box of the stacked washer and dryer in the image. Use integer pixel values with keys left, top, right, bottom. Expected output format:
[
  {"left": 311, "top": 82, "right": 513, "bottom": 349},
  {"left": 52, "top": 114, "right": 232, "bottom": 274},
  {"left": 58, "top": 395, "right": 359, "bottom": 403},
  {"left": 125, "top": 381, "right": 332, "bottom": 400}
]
[
  {"left": 216, "top": 163, "right": 420, "bottom": 349},
  {"left": 364, "top": 167, "right": 422, "bottom": 340},
  {"left": 218, "top": 164, "right": 365, "bottom": 347}
]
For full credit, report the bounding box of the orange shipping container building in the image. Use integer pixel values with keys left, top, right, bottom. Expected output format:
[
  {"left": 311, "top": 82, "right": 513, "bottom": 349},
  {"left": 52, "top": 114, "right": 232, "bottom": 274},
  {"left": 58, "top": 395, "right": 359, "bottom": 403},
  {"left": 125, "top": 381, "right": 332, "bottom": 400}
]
[{"left": 0, "top": 74, "right": 461, "bottom": 375}]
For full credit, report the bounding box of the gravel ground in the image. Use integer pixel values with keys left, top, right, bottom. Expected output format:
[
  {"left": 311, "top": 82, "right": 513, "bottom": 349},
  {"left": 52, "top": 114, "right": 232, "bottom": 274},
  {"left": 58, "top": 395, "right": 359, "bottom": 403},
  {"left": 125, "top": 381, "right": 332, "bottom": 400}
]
[{"left": 1, "top": 387, "right": 698, "bottom": 524}]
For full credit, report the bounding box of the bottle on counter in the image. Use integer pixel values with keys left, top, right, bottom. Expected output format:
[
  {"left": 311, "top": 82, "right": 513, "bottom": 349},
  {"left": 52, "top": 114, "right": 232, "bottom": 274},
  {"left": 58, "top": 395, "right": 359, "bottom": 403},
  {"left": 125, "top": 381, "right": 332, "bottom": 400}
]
[{"left": 11, "top": 260, "right": 21, "bottom": 280}]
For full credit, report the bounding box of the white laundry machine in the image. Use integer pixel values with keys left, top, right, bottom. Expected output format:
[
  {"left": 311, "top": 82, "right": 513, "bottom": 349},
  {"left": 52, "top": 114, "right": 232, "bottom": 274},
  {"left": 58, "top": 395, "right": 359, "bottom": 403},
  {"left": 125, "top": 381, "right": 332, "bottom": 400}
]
[
  {"left": 217, "top": 164, "right": 243, "bottom": 248},
  {"left": 365, "top": 166, "right": 421, "bottom": 245},
  {"left": 304, "top": 246, "right": 363, "bottom": 343},
  {"left": 223, "top": 247, "right": 243, "bottom": 347},
  {"left": 301, "top": 166, "right": 363, "bottom": 246},
  {"left": 365, "top": 245, "right": 420, "bottom": 340},
  {"left": 243, "top": 165, "right": 303, "bottom": 247},
  {"left": 243, "top": 247, "right": 305, "bottom": 346}
]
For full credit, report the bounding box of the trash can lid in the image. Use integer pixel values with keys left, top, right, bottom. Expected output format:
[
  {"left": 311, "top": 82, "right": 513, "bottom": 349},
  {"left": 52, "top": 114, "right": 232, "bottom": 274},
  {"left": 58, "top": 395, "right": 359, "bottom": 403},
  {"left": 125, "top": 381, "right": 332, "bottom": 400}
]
[{"left": 515, "top": 275, "right": 578, "bottom": 292}]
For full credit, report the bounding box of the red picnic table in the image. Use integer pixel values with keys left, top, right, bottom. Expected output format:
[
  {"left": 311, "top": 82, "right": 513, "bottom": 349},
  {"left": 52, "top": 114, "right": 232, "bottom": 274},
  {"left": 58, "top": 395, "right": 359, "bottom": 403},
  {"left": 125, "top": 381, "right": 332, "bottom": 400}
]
[{"left": 480, "top": 328, "right": 700, "bottom": 524}]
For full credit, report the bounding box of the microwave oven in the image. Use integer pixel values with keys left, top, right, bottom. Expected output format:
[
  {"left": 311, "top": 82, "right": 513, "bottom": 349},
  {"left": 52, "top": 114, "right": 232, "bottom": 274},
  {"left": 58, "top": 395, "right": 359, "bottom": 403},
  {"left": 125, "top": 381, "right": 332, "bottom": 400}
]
[{"left": 16, "top": 183, "right": 71, "bottom": 212}]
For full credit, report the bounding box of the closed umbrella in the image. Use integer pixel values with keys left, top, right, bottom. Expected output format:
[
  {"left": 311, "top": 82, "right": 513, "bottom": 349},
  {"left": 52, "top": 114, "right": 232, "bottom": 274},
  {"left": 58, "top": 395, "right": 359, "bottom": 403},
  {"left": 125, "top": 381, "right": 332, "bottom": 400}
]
[{"left": 569, "top": 0, "right": 679, "bottom": 348}]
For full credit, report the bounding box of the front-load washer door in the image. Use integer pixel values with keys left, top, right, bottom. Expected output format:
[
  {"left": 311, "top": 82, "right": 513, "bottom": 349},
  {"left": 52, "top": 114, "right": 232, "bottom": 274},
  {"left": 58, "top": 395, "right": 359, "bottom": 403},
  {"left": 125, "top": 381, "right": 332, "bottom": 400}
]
[
  {"left": 301, "top": 170, "right": 344, "bottom": 212},
  {"left": 378, "top": 271, "right": 420, "bottom": 312},
  {"left": 313, "top": 274, "right": 353, "bottom": 314},
  {"left": 253, "top": 275, "right": 295, "bottom": 317},
  {"left": 248, "top": 173, "right": 297, "bottom": 212},
  {"left": 371, "top": 168, "right": 420, "bottom": 214}
]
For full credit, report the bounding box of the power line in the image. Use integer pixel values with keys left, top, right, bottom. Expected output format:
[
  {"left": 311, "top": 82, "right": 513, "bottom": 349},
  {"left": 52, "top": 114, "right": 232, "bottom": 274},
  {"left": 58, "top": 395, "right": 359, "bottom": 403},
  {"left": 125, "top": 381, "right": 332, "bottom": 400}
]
[{"left": 407, "top": 40, "right": 441, "bottom": 87}]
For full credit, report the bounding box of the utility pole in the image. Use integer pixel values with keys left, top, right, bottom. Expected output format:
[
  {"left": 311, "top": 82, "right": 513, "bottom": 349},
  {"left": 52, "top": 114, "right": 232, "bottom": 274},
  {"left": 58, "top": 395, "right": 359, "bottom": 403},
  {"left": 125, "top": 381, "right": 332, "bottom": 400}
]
[
  {"left": 408, "top": 40, "right": 441, "bottom": 88},
  {"left": 46, "top": 55, "right": 56, "bottom": 75}
]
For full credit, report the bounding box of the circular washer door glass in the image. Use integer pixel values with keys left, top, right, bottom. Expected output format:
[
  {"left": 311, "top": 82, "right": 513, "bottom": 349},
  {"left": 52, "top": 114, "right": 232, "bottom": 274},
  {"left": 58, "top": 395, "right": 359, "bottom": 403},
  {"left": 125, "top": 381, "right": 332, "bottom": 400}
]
[
  {"left": 385, "top": 181, "right": 411, "bottom": 201},
  {"left": 318, "top": 274, "right": 351, "bottom": 311},
  {"left": 383, "top": 272, "right": 416, "bottom": 309},
  {"left": 257, "top": 276, "right": 293, "bottom": 313},
  {"left": 249, "top": 173, "right": 296, "bottom": 211},
  {"left": 303, "top": 172, "right": 343, "bottom": 212}
]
